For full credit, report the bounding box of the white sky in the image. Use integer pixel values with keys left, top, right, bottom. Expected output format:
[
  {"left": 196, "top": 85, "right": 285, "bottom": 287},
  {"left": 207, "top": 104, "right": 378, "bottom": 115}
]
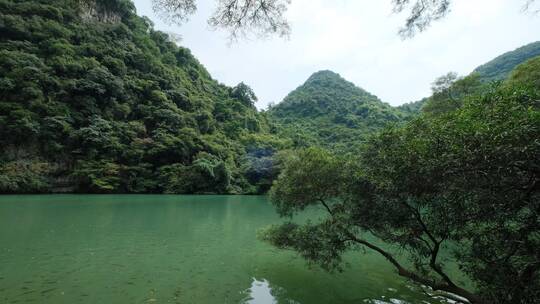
[{"left": 132, "top": 0, "right": 540, "bottom": 109}]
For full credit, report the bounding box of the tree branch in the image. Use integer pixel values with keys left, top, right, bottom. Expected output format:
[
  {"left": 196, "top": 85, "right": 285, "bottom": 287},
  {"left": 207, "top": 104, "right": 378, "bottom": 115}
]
[
  {"left": 345, "top": 232, "right": 483, "bottom": 304},
  {"left": 318, "top": 198, "right": 334, "bottom": 216}
]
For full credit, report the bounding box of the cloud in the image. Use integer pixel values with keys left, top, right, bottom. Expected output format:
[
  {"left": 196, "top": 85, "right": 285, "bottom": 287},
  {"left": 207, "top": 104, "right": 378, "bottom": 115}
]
[{"left": 133, "top": 0, "right": 540, "bottom": 108}]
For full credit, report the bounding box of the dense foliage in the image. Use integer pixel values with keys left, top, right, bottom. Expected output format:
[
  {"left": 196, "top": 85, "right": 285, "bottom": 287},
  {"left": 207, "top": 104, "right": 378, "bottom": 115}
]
[
  {"left": 474, "top": 41, "right": 540, "bottom": 82},
  {"left": 396, "top": 97, "right": 427, "bottom": 114},
  {"left": 0, "top": 0, "right": 289, "bottom": 194},
  {"left": 506, "top": 55, "right": 540, "bottom": 89},
  {"left": 421, "top": 72, "right": 486, "bottom": 115},
  {"left": 268, "top": 70, "right": 409, "bottom": 152},
  {"left": 263, "top": 80, "right": 540, "bottom": 303},
  {"left": 2, "top": 0, "right": 536, "bottom": 194}
]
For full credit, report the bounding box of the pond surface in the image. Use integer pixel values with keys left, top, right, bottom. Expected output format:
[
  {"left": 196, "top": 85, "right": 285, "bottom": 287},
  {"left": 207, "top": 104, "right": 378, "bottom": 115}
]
[{"left": 0, "top": 195, "right": 453, "bottom": 304}]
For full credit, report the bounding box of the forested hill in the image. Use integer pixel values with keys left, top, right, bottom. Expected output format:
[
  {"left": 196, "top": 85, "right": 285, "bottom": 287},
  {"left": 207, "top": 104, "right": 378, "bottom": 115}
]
[
  {"left": 268, "top": 70, "right": 407, "bottom": 151},
  {"left": 397, "top": 40, "right": 540, "bottom": 114},
  {"left": 474, "top": 41, "right": 540, "bottom": 82},
  {"left": 0, "top": 0, "right": 287, "bottom": 194},
  {"left": 1, "top": 0, "right": 537, "bottom": 195}
]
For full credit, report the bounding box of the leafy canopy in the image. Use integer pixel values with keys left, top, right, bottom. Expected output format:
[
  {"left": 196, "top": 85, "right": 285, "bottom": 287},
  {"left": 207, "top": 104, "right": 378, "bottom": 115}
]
[
  {"left": 262, "top": 82, "right": 540, "bottom": 304},
  {"left": 0, "top": 0, "right": 290, "bottom": 194}
]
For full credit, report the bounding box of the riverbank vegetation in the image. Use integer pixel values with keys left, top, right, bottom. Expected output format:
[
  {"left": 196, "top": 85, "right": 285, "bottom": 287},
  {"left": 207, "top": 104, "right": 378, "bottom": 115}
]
[
  {"left": 0, "top": 0, "right": 290, "bottom": 194},
  {"left": 262, "top": 62, "right": 540, "bottom": 303}
]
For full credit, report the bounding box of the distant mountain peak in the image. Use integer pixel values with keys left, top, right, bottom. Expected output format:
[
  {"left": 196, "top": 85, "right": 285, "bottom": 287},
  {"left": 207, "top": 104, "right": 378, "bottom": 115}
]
[
  {"left": 268, "top": 70, "right": 407, "bottom": 149},
  {"left": 289, "top": 70, "right": 365, "bottom": 97},
  {"left": 303, "top": 70, "right": 350, "bottom": 86},
  {"left": 306, "top": 70, "right": 341, "bottom": 79}
]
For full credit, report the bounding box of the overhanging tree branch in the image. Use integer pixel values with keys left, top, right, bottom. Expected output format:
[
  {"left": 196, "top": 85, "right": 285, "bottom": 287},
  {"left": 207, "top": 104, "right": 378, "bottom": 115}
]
[
  {"left": 151, "top": 0, "right": 538, "bottom": 40},
  {"left": 343, "top": 231, "right": 482, "bottom": 303},
  {"left": 315, "top": 197, "right": 479, "bottom": 303}
]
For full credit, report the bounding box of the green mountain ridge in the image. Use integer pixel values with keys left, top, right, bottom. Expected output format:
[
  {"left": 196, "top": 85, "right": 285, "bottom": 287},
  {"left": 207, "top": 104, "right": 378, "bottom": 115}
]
[
  {"left": 395, "top": 40, "right": 540, "bottom": 113},
  {"left": 474, "top": 41, "right": 540, "bottom": 82},
  {"left": 268, "top": 40, "right": 540, "bottom": 149},
  {"left": 268, "top": 70, "right": 407, "bottom": 150},
  {"left": 272, "top": 70, "right": 386, "bottom": 117}
]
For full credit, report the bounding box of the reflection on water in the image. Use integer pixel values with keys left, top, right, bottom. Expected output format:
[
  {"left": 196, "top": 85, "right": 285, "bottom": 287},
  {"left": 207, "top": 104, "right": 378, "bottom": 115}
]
[
  {"left": 244, "top": 278, "right": 277, "bottom": 304},
  {"left": 368, "top": 300, "right": 409, "bottom": 304},
  {"left": 0, "top": 195, "right": 460, "bottom": 304},
  {"left": 243, "top": 278, "right": 302, "bottom": 304}
]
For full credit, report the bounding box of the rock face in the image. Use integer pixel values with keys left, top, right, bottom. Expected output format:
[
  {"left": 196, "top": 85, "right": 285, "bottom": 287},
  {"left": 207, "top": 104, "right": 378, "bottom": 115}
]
[{"left": 78, "top": 0, "right": 122, "bottom": 23}]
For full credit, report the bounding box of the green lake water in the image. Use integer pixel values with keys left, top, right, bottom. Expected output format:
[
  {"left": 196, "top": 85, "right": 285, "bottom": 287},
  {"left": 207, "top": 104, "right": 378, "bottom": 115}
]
[{"left": 0, "top": 195, "right": 454, "bottom": 304}]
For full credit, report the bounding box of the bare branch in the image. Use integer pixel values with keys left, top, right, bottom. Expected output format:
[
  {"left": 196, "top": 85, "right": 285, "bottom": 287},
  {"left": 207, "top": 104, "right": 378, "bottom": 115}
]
[
  {"left": 392, "top": 0, "right": 451, "bottom": 38},
  {"left": 151, "top": 0, "right": 538, "bottom": 41},
  {"left": 152, "top": 0, "right": 197, "bottom": 25},
  {"left": 208, "top": 0, "right": 291, "bottom": 41},
  {"left": 523, "top": 0, "right": 540, "bottom": 14}
]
